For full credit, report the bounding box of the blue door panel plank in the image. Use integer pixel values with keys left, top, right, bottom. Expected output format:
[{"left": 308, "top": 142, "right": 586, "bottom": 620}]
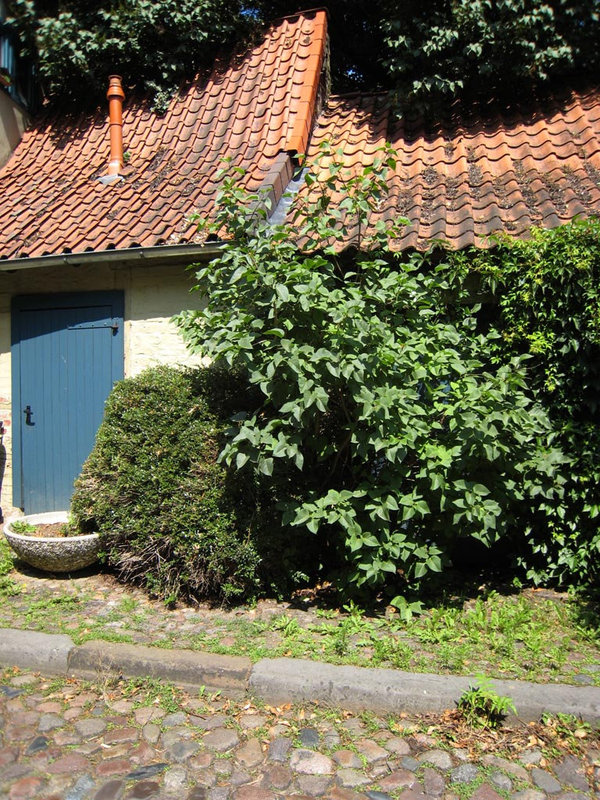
[{"left": 11, "top": 292, "right": 124, "bottom": 513}]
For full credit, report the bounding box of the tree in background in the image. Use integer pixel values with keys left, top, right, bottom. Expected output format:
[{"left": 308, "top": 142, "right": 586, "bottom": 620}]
[
  {"left": 6, "top": 0, "right": 600, "bottom": 112},
  {"left": 262, "top": 0, "right": 600, "bottom": 108},
  {"left": 379, "top": 0, "right": 600, "bottom": 113},
  {"left": 6, "top": 0, "right": 255, "bottom": 110}
]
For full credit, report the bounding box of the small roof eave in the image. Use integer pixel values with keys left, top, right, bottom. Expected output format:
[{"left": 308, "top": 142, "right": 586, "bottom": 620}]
[{"left": 0, "top": 242, "right": 224, "bottom": 273}]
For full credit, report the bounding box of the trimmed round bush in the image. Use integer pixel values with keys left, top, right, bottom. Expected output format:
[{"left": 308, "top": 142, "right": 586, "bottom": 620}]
[{"left": 70, "top": 366, "right": 262, "bottom": 604}]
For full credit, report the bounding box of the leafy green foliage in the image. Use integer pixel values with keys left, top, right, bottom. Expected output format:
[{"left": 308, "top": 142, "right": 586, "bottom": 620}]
[
  {"left": 7, "top": 0, "right": 255, "bottom": 110},
  {"left": 457, "top": 675, "right": 516, "bottom": 728},
  {"left": 541, "top": 713, "right": 595, "bottom": 756},
  {"left": 264, "top": 1, "right": 600, "bottom": 103},
  {"left": 9, "top": 520, "right": 36, "bottom": 533},
  {"left": 415, "top": 590, "right": 570, "bottom": 675},
  {"left": 0, "top": 537, "right": 21, "bottom": 598},
  {"left": 176, "top": 147, "right": 565, "bottom": 601},
  {"left": 0, "top": 537, "right": 14, "bottom": 576},
  {"left": 379, "top": 0, "right": 600, "bottom": 113},
  {"left": 7, "top": 1, "right": 599, "bottom": 112},
  {"left": 460, "top": 219, "right": 600, "bottom": 586},
  {"left": 70, "top": 366, "right": 264, "bottom": 604}
]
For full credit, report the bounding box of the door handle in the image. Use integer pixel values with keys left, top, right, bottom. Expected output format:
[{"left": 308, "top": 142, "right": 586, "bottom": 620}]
[{"left": 24, "top": 405, "right": 34, "bottom": 425}]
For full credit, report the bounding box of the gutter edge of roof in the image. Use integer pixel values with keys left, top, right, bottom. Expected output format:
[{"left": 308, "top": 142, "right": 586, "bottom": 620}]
[{"left": 0, "top": 242, "right": 223, "bottom": 273}]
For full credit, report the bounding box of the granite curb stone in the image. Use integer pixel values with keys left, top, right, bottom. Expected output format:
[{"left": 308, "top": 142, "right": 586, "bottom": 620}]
[
  {"left": 248, "top": 657, "right": 600, "bottom": 722},
  {"left": 0, "top": 628, "right": 74, "bottom": 674},
  {"left": 67, "top": 640, "right": 251, "bottom": 696},
  {"left": 1, "top": 628, "right": 600, "bottom": 721}
]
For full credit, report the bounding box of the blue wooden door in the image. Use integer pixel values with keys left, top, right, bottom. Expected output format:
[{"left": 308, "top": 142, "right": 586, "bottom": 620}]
[{"left": 12, "top": 292, "right": 124, "bottom": 513}]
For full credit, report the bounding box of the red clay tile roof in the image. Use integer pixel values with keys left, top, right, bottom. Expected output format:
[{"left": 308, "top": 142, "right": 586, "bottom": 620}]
[
  {"left": 2, "top": 11, "right": 599, "bottom": 260},
  {"left": 304, "top": 89, "right": 600, "bottom": 250},
  {"left": 0, "top": 9, "right": 327, "bottom": 261}
]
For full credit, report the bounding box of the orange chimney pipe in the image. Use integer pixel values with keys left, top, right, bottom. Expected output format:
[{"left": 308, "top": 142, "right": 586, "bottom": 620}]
[{"left": 106, "top": 75, "right": 125, "bottom": 177}]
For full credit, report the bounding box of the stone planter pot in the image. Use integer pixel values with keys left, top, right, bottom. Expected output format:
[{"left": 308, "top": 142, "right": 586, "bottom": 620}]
[{"left": 3, "top": 511, "right": 100, "bottom": 572}]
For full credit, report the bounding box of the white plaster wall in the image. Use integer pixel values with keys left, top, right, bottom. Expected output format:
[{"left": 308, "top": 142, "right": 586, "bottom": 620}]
[
  {"left": 0, "top": 259, "right": 205, "bottom": 516},
  {"left": 125, "top": 268, "right": 205, "bottom": 375}
]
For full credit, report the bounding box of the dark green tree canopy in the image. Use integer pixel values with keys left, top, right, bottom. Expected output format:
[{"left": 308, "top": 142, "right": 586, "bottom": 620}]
[
  {"left": 379, "top": 0, "right": 600, "bottom": 112},
  {"left": 7, "top": 0, "right": 256, "bottom": 110},
  {"left": 6, "top": 0, "right": 600, "bottom": 112}
]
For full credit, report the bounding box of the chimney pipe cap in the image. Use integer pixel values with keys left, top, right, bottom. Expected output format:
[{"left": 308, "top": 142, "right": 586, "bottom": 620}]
[{"left": 107, "top": 75, "right": 125, "bottom": 101}]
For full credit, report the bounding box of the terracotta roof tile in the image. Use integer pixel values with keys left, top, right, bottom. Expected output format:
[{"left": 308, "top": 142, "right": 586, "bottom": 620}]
[
  {"left": 5, "top": 10, "right": 597, "bottom": 260},
  {"left": 303, "top": 90, "right": 600, "bottom": 249},
  {"left": 0, "top": 9, "right": 327, "bottom": 261}
]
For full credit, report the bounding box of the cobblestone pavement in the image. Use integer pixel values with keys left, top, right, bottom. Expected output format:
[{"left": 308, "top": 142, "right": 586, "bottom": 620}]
[{"left": 1, "top": 670, "right": 598, "bottom": 800}]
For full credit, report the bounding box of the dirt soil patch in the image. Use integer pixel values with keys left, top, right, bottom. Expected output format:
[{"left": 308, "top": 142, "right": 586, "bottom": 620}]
[{"left": 21, "top": 522, "right": 70, "bottom": 538}]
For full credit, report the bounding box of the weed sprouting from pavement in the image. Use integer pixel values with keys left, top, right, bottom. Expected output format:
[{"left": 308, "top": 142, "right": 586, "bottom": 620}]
[
  {"left": 540, "top": 713, "right": 595, "bottom": 758},
  {"left": 114, "top": 676, "right": 184, "bottom": 712},
  {"left": 0, "top": 555, "right": 598, "bottom": 685},
  {"left": 457, "top": 675, "right": 516, "bottom": 729}
]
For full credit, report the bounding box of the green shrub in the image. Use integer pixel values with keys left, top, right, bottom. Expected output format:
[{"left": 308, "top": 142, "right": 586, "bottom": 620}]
[
  {"left": 71, "top": 366, "right": 264, "bottom": 604},
  {"left": 0, "top": 537, "right": 20, "bottom": 598},
  {"left": 459, "top": 219, "right": 600, "bottom": 587},
  {"left": 176, "top": 148, "right": 567, "bottom": 604}
]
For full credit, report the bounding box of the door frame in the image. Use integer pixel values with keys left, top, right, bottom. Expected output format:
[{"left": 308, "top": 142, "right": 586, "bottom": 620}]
[{"left": 11, "top": 290, "right": 124, "bottom": 510}]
